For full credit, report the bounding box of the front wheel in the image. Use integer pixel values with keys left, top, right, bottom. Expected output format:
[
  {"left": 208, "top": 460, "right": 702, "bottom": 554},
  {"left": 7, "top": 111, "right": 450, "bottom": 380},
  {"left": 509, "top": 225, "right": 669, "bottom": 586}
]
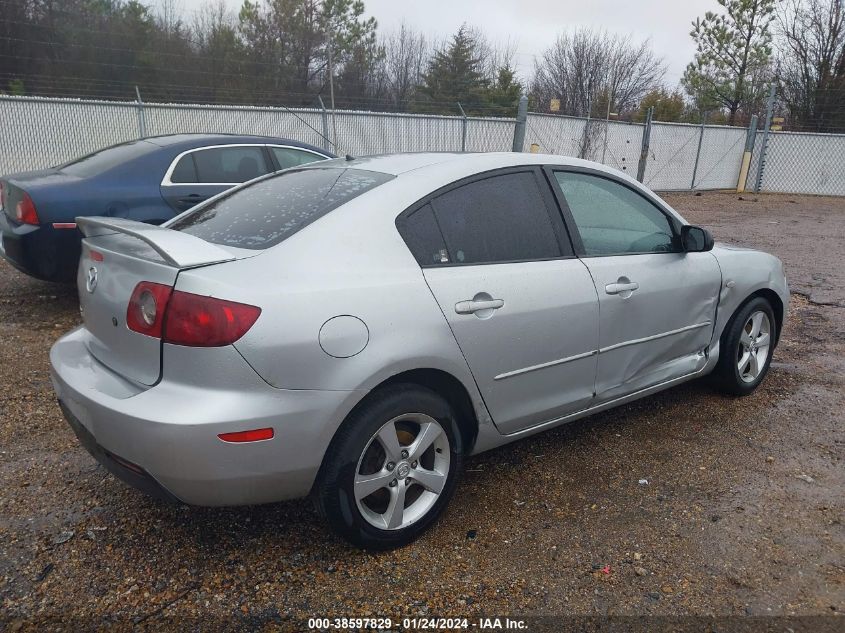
[
  {"left": 713, "top": 296, "right": 776, "bottom": 396},
  {"left": 314, "top": 384, "right": 463, "bottom": 550}
]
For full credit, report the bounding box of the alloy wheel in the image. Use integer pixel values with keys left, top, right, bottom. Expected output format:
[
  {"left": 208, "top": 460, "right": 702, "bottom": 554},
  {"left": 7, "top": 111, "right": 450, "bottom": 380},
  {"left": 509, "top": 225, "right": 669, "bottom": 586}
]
[
  {"left": 354, "top": 413, "right": 450, "bottom": 531},
  {"left": 737, "top": 310, "right": 771, "bottom": 383}
]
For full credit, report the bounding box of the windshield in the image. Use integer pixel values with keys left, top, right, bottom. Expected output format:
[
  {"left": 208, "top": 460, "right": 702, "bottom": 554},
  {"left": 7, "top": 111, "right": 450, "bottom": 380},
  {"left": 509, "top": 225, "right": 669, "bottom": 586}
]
[
  {"left": 59, "top": 140, "right": 157, "bottom": 177},
  {"left": 169, "top": 168, "right": 394, "bottom": 250}
]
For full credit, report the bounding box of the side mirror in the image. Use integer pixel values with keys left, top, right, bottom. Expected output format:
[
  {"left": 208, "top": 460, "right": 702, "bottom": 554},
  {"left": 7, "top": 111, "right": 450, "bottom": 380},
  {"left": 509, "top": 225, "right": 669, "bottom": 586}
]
[{"left": 681, "top": 225, "right": 714, "bottom": 252}]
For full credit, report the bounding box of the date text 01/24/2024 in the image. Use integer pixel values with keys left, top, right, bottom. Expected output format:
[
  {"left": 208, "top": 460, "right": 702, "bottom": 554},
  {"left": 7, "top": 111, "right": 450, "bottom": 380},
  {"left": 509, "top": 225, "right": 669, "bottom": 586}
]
[{"left": 306, "top": 617, "right": 528, "bottom": 630}]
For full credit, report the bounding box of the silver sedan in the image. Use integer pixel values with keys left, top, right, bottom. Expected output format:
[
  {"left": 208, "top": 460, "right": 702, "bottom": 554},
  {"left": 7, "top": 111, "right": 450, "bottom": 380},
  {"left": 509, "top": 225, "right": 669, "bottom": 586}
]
[{"left": 50, "top": 153, "right": 788, "bottom": 549}]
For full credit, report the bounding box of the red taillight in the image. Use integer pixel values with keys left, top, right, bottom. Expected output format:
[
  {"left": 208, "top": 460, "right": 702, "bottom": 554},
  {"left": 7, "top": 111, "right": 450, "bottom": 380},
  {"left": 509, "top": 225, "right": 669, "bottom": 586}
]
[
  {"left": 127, "top": 282, "right": 172, "bottom": 338},
  {"left": 164, "top": 291, "right": 261, "bottom": 347},
  {"left": 217, "top": 428, "right": 274, "bottom": 443},
  {"left": 125, "top": 283, "right": 261, "bottom": 346},
  {"left": 15, "top": 191, "right": 39, "bottom": 225},
  {"left": 89, "top": 250, "right": 104, "bottom": 262}
]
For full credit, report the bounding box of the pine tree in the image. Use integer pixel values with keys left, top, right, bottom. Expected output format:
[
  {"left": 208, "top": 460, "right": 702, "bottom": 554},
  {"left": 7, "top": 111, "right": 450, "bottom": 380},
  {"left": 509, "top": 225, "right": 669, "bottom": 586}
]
[
  {"left": 416, "top": 25, "right": 489, "bottom": 115},
  {"left": 485, "top": 66, "right": 522, "bottom": 117},
  {"left": 682, "top": 0, "right": 775, "bottom": 125}
]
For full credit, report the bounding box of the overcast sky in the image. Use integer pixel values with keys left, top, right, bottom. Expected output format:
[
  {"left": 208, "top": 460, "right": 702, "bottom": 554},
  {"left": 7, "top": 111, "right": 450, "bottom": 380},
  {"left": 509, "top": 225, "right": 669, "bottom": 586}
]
[{"left": 171, "top": 0, "right": 717, "bottom": 87}]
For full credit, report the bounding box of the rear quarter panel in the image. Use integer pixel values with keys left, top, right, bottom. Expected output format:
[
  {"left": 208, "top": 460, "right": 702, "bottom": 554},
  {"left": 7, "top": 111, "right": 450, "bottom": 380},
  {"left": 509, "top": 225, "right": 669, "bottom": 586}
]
[{"left": 173, "top": 177, "right": 488, "bottom": 407}]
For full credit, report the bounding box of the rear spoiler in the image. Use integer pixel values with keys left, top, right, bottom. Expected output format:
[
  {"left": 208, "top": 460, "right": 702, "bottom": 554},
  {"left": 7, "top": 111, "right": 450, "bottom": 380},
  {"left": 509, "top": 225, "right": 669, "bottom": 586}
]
[{"left": 76, "top": 217, "right": 236, "bottom": 269}]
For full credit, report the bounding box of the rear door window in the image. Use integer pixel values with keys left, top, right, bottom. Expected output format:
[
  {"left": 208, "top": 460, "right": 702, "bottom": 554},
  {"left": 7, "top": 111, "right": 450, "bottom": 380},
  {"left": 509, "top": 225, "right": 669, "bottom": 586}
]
[
  {"left": 170, "top": 168, "right": 393, "bottom": 250},
  {"left": 191, "top": 146, "right": 270, "bottom": 184},
  {"left": 271, "top": 147, "right": 325, "bottom": 169},
  {"left": 428, "top": 171, "right": 564, "bottom": 265}
]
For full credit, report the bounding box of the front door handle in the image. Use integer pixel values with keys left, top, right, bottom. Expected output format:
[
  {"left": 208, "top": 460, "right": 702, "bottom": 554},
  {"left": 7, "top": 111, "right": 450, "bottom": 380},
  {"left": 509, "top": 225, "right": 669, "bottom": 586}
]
[
  {"left": 455, "top": 298, "right": 504, "bottom": 314},
  {"left": 605, "top": 281, "right": 639, "bottom": 295}
]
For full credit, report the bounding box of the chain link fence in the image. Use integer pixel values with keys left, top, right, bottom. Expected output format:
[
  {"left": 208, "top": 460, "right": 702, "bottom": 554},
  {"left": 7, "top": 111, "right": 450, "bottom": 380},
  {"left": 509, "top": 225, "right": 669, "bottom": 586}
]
[
  {"left": 0, "top": 94, "right": 842, "bottom": 196},
  {"left": 746, "top": 130, "right": 845, "bottom": 196}
]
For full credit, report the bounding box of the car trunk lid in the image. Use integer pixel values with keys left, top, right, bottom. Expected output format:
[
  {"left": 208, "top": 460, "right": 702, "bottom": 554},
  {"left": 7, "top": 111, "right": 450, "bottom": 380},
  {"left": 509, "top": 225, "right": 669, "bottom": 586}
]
[{"left": 75, "top": 217, "right": 246, "bottom": 386}]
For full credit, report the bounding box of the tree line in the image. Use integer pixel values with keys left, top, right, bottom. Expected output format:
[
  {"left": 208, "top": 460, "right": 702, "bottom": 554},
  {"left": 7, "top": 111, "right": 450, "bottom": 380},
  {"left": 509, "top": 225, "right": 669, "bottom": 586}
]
[{"left": 0, "top": 0, "right": 842, "bottom": 131}]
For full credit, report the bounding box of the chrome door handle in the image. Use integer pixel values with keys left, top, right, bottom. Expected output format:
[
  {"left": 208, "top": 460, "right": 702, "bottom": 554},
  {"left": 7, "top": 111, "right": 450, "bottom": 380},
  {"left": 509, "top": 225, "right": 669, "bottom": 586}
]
[
  {"left": 605, "top": 281, "right": 639, "bottom": 295},
  {"left": 455, "top": 299, "right": 504, "bottom": 314}
]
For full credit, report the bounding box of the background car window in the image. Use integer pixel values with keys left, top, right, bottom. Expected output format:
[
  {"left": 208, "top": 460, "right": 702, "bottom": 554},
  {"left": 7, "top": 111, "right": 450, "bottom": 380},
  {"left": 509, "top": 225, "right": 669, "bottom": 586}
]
[
  {"left": 396, "top": 204, "right": 449, "bottom": 266},
  {"left": 271, "top": 147, "right": 323, "bottom": 169},
  {"left": 430, "top": 172, "right": 563, "bottom": 265},
  {"left": 170, "top": 168, "right": 394, "bottom": 250},
  {"left": 169, "top": 154, "right": 197, "bottom": 183},
  {"left": 58, "top": 140, "right": 157, "bottom": 177},
  {"left": 554, "top": 172, "right": 676, "bottom": 256},
  {"left": 192, "top": 146, "right": 269, "bottom": 183}
]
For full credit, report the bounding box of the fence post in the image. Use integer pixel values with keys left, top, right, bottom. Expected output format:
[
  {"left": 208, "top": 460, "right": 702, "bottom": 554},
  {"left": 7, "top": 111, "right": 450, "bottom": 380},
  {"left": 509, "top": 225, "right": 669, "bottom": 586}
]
[
  {"left": 753, "top": 85, "right": 777, "bottom": 193},
  {"left": 736, "top": 114, "right": 759, "bottom": 193},
  {"left": 457, "top": 102, "right": 467, "bottom": 152},
  {"left": 512, "top": 95, "right": 528, "bottom": 152},
  {"left": 580, "top": 97, "right": 592, "bottom": 159},
  {"left": 636, "top": 106, "right": 654, "bottom": 183},
  {"left": 690, "top": 111, "right": 707, "bottom": 190},
  {"left": 317, "top": 96, "right": 331, "bottom": 153},
  {"left": 134, "top": 86, "right": 146, "bottom": 138}
]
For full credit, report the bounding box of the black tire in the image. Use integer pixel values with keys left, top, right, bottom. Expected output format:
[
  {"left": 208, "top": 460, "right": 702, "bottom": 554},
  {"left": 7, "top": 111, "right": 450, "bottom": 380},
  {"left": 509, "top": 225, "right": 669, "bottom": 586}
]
[
  {"left": 314, "top": 383, "right": 463, "bottom": 550},
  {"left": 712, "top": 296, "right": 776, "bottom": 396}
]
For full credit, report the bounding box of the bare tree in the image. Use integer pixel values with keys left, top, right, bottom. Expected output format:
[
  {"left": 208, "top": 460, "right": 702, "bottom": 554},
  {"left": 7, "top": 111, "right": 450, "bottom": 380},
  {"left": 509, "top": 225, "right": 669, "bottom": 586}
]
[
  {"left": 377, "top": 23, "right": 429, "bottom": 108},
  {"left": 466, "top": 26, "right": 518, "bottom": 83},
  {"left": 777, "top": 0, "right": 845, "bottom": 131},
  {"left": 531, "top": 28, "right": 666, "bottom": 117}
]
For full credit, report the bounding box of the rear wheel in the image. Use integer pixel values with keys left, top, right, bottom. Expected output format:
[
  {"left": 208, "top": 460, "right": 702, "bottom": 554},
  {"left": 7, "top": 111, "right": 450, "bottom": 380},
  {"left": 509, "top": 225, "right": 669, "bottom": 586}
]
[
  {"left": 315, "top": 384, "right": 463, "bottom": 550},
  {"left": 713, "top": 296, "right": 776, "bottom": 396}
]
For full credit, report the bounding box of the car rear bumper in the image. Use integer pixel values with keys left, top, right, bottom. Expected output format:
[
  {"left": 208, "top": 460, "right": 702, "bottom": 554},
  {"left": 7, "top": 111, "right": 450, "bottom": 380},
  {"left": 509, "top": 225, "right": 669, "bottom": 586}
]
[
  {"left": 50, "top": 326, "right": 364, "bottom": 506},
  {"left": 0, "top": 214, "right": 80, "bottom": 281}
]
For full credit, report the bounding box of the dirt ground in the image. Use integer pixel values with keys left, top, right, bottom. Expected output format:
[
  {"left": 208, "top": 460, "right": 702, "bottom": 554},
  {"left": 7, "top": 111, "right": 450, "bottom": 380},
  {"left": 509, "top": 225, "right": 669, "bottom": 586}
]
[{"left": 0, "top": 191, "right": 842, "bottom": 630}]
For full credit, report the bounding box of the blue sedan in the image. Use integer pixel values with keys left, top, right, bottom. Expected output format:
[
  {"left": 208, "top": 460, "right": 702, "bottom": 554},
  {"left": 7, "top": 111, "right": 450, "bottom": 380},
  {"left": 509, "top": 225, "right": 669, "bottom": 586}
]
[{"left": 0, "top": 134, "right": 332, "bottom": 281}]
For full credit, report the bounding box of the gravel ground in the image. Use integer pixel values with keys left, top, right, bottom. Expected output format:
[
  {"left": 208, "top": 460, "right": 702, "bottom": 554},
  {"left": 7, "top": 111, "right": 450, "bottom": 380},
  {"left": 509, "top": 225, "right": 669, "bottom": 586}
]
[{"left": 0, "top": 192, "right": 842, "bottom": 630}]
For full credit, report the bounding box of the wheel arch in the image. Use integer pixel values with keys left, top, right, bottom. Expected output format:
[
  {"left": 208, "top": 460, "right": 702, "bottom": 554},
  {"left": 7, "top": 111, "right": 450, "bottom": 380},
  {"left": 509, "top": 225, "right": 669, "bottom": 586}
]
[
  {"left": 327, "top": 368, "right": 481, "bottom": 460},
  {"left": 367, "top": 369, "right": 479, "bottom": 455},
  {"left": 310, "top": 367, "right": 481, "bottom": 499},
  {"left": 745, "top": 288, "right": 785, "bottom": 345}
]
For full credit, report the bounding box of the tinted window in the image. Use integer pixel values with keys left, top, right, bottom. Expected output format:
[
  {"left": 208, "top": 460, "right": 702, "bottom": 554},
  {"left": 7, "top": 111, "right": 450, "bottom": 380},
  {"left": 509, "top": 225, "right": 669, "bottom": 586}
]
[
  {"left": 397, "top": 204, "right": 449, "bottom": 266},
  {"left": 59, "top": 140, "right": 157, "bottom": 177},
  {"left": 554, "top": 172, "right": 676, "bottom": 256},
  {"left": 430, "top": 171, "right": 562, "bottom": 264},
  {"left": 271, "top": 147, "right": 324, "bottom": 169},
  {"left": 170, "top": 168, "right": 394, "bottom": 249},
  {"left": 170, "top": 154, "right": 197, "bottom": 183},
  {"left": 192, "top": 146, "right": 269, "bottom": 183}
]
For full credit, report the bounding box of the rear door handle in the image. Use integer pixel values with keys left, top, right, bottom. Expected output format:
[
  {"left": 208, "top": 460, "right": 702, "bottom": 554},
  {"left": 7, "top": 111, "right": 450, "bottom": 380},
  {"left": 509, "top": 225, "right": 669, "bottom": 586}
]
[
  {"left": 605, "top": 281, "right": 639, "bottom": 295},
  {"left": 455, "top": 299, "right": 504, "bottom": 314}
]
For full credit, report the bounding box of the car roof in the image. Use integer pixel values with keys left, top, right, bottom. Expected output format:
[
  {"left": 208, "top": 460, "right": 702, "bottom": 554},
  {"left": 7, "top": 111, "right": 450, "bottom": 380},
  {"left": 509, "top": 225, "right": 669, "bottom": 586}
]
[
  {"left": 142, "top": 133, "right": 331, "bottom": 156},
  {"left": 331, "top": 151, "right": 625, "bottom": 177},
  {"left": 307, "top": 151, "right": 676, "bottom": 224}
]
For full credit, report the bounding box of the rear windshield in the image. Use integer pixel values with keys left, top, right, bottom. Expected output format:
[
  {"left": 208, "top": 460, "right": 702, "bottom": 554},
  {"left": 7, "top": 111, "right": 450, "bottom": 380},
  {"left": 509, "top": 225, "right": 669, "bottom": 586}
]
[
  {"left": 58, "top": 140, "right": 157, "bottom": 177},
  {"left": 169, "top": 168, "right": 393, "bottom": 250}
]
